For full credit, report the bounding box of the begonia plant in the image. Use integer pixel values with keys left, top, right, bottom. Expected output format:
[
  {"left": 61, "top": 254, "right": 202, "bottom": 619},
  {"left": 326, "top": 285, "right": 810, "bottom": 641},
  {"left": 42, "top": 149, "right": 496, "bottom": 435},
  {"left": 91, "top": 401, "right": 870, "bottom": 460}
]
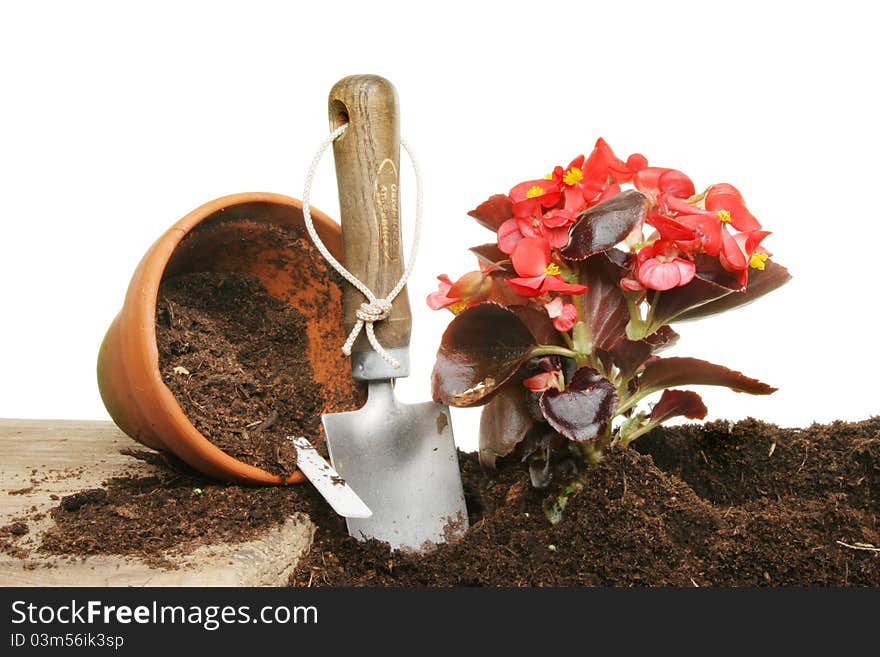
[{"left": 427, "top": 139, "right": 791, "bottom": 521}]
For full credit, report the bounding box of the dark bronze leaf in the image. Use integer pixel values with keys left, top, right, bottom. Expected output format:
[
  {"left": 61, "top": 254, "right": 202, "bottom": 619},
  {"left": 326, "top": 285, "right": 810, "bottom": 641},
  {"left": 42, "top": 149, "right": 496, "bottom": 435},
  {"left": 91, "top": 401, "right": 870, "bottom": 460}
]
[
  {"left": 561, "top": 190, "right": 648, "bottom": 260},
  {"left": 509, "top": 304, "right": 565, "bottom": 347},
  {"left": 431, "top": 303, "right": 539, "bottom": 407},
  {"left": 602, "top": 326, "right": 678, "bottom": 379},
  {"left": 539, "top": 367, "right": 618, "bottom": 442},
  {"left": 648, "top": 257, "right": 790, "bottom": 327},
  {"left": 647, "top": 256, "right": 739, "bottom": 327},
  {"left": 576, "top": 252, "right": 631, "bottom": 350},
  {"left": 468, "top": 194, "right": 513, "bottom": 232},
  {"left": 650, "top": 389, "right": 708, "bottom": 423},
  {"left": 469, "top": 243, "right": 512, "bottom": 271},
  {"left": 674, "top": 259, "right": 792, "bottom": 322},
  {"left": 479, "top": 385, "right": 534, "bottom": 469},
  {"left": 643, "top": 325, "right": 680, "bottom": 352},
  {"left": 638, "top": 357, "right": 777, "bottom": 397}
]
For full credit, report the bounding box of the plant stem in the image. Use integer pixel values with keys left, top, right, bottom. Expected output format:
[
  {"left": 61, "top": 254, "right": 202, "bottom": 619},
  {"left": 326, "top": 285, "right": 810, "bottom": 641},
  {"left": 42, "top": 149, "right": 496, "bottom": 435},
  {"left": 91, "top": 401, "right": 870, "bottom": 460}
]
[
  {"left": 531, "top": 345, "right": 579, "bottom": 359},
  {"left": 617, "top": 419, "right": 661, "bottom": 448},
  {"left": 571, "top": 293, "right": 593, "bottom": 367},
  {"left": 625, "top": 294, "right": 647, "bottom": 341},
  {"left": 614, "top": 391, "right": 648, "bottom": 417},
  {"left": 645, "top": 291, "right": 658, "bottom": 331}
]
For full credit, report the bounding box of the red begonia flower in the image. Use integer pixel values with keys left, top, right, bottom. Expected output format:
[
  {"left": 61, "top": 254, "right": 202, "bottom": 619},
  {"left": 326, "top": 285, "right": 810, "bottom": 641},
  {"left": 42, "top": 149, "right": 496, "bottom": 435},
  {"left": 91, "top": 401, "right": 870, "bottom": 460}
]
[
  {"left": 704, "top": 183, "right": 761, "bottom": 232},
  {"left": 723, "top": 229, "right": 772, "bottom": 286},
  {"left": 544, "top": 297, "right": 578, "bottom": 332},
  {"left": 427, "top": 275, "right": 460, "bottom": 310},
  {"left": 670, "top": 183, "right": 762, "bottom": 274},
  {"left": 498, "top": 205, "right": 577, "bottom": 254},
  {"left": 426, "top": 270, "right": 499, "bottom": 312},
  {"left": 509, "top": 179, "right": 562, "bottom": 218},
  {"left": 635, "top": 240, "right": 696, "bottom": 291},
  {"left": 507, "top": 238, "right": 588, "bottom": 298},
  {"left": 555, "top": 141, "right": 645, "bottom": 214}
]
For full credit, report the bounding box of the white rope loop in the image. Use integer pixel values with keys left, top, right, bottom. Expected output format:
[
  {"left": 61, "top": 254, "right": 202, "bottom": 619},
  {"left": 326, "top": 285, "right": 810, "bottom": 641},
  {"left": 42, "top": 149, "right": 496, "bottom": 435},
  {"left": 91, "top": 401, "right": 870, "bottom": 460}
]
[{"left": 301, "top": 124, "right": 423, "bottom": 369}]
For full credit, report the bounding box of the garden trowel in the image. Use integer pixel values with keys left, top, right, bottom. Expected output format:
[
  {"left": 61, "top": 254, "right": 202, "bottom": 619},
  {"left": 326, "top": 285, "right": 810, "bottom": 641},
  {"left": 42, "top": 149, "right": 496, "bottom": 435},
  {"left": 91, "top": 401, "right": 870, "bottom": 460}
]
[{"left": 322, "top": 74, "right": 468, "bottom": 551}]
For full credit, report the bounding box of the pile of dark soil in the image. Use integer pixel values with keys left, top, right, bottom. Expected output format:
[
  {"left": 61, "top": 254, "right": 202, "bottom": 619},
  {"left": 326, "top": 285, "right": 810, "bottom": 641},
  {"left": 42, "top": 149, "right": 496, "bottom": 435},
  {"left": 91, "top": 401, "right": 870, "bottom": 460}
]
[
  {"left": 39, "top": 451, "right": 320, "bottom": 568},
  {"left": 32, "top": 418, "right": 879, "bottom": 585},
  {"left": 291, "top": 418, "right": 880, "bottom": 586},
  {"left": 156, "top": 271, "right": 324, "bottom": 476}
]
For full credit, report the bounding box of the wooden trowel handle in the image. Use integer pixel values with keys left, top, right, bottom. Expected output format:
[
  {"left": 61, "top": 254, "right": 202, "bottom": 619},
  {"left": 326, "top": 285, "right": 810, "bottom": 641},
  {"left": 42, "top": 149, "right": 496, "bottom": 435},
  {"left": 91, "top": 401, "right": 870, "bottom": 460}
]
[{"left": 329, "top": 75, "right": 411, "bottom": 355}]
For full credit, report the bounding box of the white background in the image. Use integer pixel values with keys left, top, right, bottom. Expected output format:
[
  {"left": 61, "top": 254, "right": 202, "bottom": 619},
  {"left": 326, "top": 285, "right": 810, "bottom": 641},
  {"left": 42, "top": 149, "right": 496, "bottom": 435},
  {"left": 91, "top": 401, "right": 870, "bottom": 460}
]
[{"left": 1, "top": 1, "right": 877, "bottom": 452}]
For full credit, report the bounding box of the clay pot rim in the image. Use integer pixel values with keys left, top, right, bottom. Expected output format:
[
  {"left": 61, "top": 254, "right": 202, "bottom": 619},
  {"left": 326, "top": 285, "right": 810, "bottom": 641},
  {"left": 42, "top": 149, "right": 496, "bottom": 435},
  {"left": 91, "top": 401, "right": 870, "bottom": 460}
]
[{"left": 134, "top": 191, "right": 338, "bottom": 485}]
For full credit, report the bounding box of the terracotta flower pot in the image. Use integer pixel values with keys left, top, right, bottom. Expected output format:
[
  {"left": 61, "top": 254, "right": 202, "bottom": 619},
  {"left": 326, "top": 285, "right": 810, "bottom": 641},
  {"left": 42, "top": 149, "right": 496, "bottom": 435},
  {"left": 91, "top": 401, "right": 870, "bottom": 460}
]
[{"left": 97, "top": 192, "right": 364, "bottom": 484}]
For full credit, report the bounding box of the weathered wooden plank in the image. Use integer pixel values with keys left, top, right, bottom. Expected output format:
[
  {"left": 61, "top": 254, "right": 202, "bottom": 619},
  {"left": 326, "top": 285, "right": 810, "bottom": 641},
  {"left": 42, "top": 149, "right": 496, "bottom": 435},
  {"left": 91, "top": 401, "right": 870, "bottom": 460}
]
[{"left": 0, "top": 419, "right": 313, "bottom": 586}]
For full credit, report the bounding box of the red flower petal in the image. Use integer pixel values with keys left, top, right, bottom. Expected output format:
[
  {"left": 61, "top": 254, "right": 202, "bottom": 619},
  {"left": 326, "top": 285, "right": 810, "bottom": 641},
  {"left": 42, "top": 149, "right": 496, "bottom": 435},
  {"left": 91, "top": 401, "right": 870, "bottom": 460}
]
[
  {"left": 497, "top": 218, "right": 524, "bottom": 254},
  {"left": 626, "top": 153, "right": 648, "bottom": 173},
  {"left": 634, "top": 167, "right": 695, "bottom": 199},
  {"left": 552, "top": 302, "right": 578, "bottom": 332},
  {"left": 658, "top": 169, "right": 696, "bottom": 199},
  {"left": 543, "top": 208, "right": 576, "bottom": 228},
  {"left": 586, "top": 138, "right": 632, "bottom": 183},
  {"left": 506, "top": 276, "right": 546, "bottom": 297},
  {"left": 546, "top": 225, "right": 572, "bottom": 249},
  {"left": 511, "top": 237, "right": 551, "bottom": 278},
  {"left": 733, "top": 229, "right": 771, "bottom": 257},
  {"left": 677, "top": 213, "right": 723, "bottom": 256},
  {"left": 426, "top": 275, "right": 458, "bottom": 309},
  {"left": 647, "top": 213, "right": 696, "bottom": 241},
  {"left": 509, "top": 179, "right": 563, "bottom": 217},
  {"left": 705, "top": 183, "right": 760, "bottom": 231},
  {"left": 593, "top": 183, "right": 621, "bottom": 206},
  {"left": 638, "top": 258, "right": 685, "bottom": 291},
  {"left": 719, "top": 225, "right": 748, "bottom": 271},
  {"left": 674, "top": 258, "right": 696, "bottom": 285},
  {"left": 541, "top": 276, "right": 589, "bottom": 295}
]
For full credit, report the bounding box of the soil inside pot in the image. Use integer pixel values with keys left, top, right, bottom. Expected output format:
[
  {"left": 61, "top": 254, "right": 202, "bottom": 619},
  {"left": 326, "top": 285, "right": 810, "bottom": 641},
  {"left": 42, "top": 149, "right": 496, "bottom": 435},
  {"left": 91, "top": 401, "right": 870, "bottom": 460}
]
[
  {"left": 291, "top": 418, "right": 880, "bottom": 586},
  {"left": 157, "top": 270, "right": 324, "bottom": 477}
]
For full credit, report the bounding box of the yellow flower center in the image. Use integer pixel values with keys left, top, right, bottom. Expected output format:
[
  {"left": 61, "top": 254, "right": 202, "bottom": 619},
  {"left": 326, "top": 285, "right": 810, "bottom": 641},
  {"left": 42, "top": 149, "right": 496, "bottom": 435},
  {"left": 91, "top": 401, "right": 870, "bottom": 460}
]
[
  {"left": 717, "top": 209, "right": 732, "bottom": 223},
  {"left": 563, "top": 166, "right": 584, "bottom": 187},
  {"left": 449, "top": 301, "right": 467, "bottom": 314},
  {"left": 749, "top": 252, "right": 768, "bottom": 270},
  {"left": 526, "top": 185, "right": 545, "bottom": 199},
  {"left": 544, "top": 172, "right": 554, "bottom": 180},
  {"left": 544, "top": 263, "right": 561, "bottom": 276}
]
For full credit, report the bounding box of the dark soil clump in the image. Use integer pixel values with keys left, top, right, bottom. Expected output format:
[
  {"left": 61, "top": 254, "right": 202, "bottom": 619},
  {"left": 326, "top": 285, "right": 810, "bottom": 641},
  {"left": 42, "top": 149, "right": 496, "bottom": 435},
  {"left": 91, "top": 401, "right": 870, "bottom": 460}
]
[
  {"left": 39, "top": 460, "right": 320, "bottom": 569},
  {"left": 291, "top": 418, "right": 880, "bottom": 586},
  {"left": 157, "top": 271, "right": 324, "bottom": 477}
]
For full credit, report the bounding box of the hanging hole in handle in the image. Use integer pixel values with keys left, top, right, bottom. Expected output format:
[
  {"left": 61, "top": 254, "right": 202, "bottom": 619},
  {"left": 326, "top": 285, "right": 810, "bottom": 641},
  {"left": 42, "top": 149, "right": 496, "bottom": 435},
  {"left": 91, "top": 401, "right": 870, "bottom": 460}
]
[{"left": 329, "top": 99, "right": 349, "bottom": 131}]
